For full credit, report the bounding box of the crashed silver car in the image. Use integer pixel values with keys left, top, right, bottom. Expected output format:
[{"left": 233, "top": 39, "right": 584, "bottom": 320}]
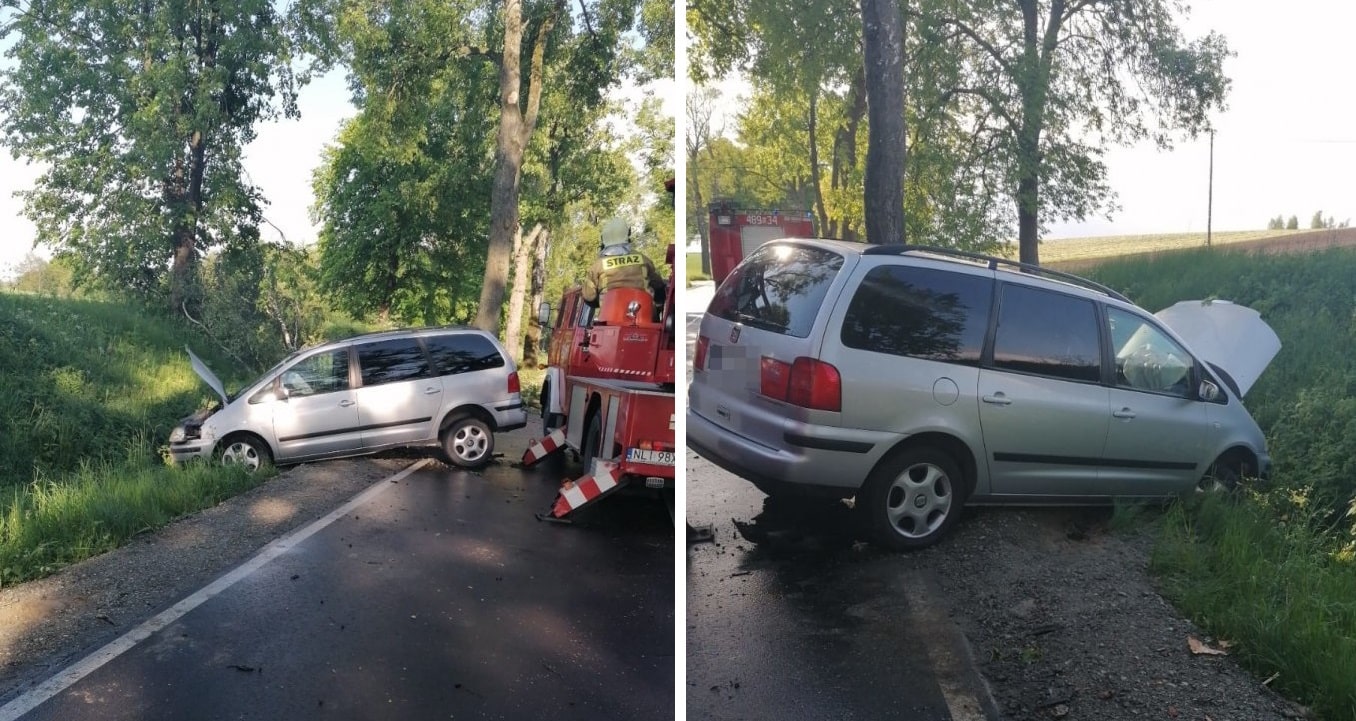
[
  {"left": 168, "top": 328, "right": 527, "bottom": 471},
  {"left": 687, "top": 241, "right": 1279, "bottom": 550}
]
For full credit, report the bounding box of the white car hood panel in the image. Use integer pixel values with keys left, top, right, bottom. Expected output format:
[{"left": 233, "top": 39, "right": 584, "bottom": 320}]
[
  {"left": 1154, "top": 300, "right": 1280, "bottom": 397},
  {"left": 187, "top": 346, "right": 229, "bottom": 405}
]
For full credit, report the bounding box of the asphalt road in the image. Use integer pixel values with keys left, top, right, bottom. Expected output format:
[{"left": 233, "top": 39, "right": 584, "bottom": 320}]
[
  {"left": 6, "top": 441, "right": 674, "bottom": 721},
  {"left": 685, "top": 310, "right": 997, "bottom": 721}
]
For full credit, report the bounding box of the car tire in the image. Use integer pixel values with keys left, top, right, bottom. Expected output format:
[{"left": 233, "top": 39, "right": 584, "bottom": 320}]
[
  {"left": 219, "top": 435, "right": 271, "bottom": 473},
  {"left": 443, "top": 416, "right": 494, "bottom": 468},
  {"left": 859, "top": 447, "right": 965, "bottom": 551},
  {"left": 581, "top": 412, "right": 603, "bottom": 474},
  {"left": 1198, "top": 459, "right": 1241, "bottom": 493}
]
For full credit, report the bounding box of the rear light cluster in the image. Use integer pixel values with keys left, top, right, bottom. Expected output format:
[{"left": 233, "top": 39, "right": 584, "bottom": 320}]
[
  {"left": 693, "top": 335, "right": 711, "bottom": 372},
  {"left": 760, "top": 356, "right": 841, "bottom": 412},
  {"left": 508, "top": 371, "right": 521, "bottom": 394},
  {"left": 638, "top": 440, "right": 675, "bottom": 452}
]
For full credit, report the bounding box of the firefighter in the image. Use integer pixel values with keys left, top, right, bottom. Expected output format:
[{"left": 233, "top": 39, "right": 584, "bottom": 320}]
[{"left": 582, "top": 217, "right": 666, "bottom": 324}]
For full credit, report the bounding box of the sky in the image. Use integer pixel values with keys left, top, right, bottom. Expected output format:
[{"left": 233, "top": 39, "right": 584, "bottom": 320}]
[{"left": 3, "top": 1, "right": 1355, "bottom": 275}]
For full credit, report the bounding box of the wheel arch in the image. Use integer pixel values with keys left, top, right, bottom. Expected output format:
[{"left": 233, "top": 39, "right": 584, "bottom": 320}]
[
  {"left": 1211, "top": 444, "right": 1259, "bottom": 478},
  {"left": 871, "top": 432, "right": 979, "bottom": 499},
  {"left": 439, "top": 404, "right": 497, "bottom": 433}
]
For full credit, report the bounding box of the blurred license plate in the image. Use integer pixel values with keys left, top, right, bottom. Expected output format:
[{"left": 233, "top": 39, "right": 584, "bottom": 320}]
[{"left": 626, "top": 448, "right": 674, "bottom": 466}]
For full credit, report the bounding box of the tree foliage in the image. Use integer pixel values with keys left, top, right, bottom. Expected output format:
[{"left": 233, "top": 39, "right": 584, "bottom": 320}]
[{"left": 0, "top": 0, "right": 323, "bottom": 309}]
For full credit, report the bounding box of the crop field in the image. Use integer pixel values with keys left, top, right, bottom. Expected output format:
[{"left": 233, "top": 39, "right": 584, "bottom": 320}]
[{"left": 1039, "top": 227, "right": 1356, "bottom": 270}]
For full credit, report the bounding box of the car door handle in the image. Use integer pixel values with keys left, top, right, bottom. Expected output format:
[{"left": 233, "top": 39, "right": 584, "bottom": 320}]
[
  {"left": 1113, "top": 408, "right": 1136, "bottom": 419},
  {"left": 982, "top": 394, "right": 1012, "bottom": 406},
  {"left": 424, "top": 387, "right": 442, "bottom": 395},
  {"left": 339, "top": 399, "right": 356, "bottom": 407}
]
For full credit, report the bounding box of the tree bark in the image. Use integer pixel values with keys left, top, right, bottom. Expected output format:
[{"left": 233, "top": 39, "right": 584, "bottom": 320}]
[
  {"left": 1014, "top": 0, "right": 1062, "bottom": 266},
  {"left": 504, "top": 223, "right": 545, "bottom": 364},
  {"left": 832, "top": 67, "right": 868, "bottom": 242},
  {"left": 523, "top": 226, "right": 551, "bottom": 368},
  {"left": 860, "top": 0, "right": 907, "bottom": 245},
  {"left": 474, "top": 0, "right": 557, "bottom": 335},
  {"left": 807, "top": 89, "right": 830, "bottom": 237}
]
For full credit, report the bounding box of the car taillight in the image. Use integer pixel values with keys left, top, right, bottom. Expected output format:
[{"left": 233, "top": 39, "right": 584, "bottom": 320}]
[
  {"left": 760, "top": 356, "right": 791, "bottom": 399},
  {"left": 508, "top": 371, "right": 521, "bottom": 394},
  {"left": 760, "top": 356, "right": 840, "bottom": 411},
  {"left": 694, "top": 335, "right": 710, "bottom": 371},
  {"left": 639, "top": 440, "right": 675, "bottom": 451},
  {"left": 788, "top": 357, "right": 841, "bottom": 411}
]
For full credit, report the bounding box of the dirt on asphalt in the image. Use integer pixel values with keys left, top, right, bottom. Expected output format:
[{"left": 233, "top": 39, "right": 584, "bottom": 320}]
[
  {"left": 0, "top": 456, "right": 417, "bottom": 705},
  {"left": 696, "top": 486, "right": 1313, "bottom": 721}
]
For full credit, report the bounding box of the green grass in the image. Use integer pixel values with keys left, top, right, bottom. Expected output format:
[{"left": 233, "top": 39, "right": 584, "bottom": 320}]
[
  {"left": 1152, "top": 495, "right": 1356, "bottom": 719},
  {"left": 686, "top": 252, "right": 711, "bottom": 285},
  {"left": 1086, "top": 244, "right": 1356, "bottom": 719},
  {"left": 0, "top": 291, "right": 267, "bottom": 586}
]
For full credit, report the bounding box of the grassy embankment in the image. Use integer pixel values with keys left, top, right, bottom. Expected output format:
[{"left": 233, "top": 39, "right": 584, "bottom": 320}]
[
  {"left": 1083, "top": 247, "right": 1356, "bottom": 719},
  {"left": 0, "top": 292, "right": 268, "bottom": 587}
]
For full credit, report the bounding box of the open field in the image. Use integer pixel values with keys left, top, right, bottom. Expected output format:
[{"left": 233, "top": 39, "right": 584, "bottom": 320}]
[{"left": 1043, "top": 227, "right": 1356, "bottom": 271}]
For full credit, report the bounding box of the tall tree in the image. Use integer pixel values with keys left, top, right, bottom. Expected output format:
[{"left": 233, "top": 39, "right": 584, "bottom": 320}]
[
  {"left": 472, "top": 0, "right": 638, "bottom": 336},
  {"left": 860, "top": 0, "right": 906, "bottom": 244},
  {"left": 0, "top": 0, "right": 318, "bottom": 310},
  {"left": 935, "top": 0, "right": 1230, "bottom": 264}
]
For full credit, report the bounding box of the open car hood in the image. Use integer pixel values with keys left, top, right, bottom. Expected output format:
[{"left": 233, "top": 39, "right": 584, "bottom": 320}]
[
  {"left": 1154, "top": 300, "right": 1280, "bottom": 397},
  {"left": 186, "top": 346, "right": 229, "bottom": 405}
]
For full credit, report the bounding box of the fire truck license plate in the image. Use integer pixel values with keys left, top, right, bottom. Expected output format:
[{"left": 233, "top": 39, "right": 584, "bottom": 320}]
[{"left": 626, "top": 448, "right": 674, "bottom": 466}]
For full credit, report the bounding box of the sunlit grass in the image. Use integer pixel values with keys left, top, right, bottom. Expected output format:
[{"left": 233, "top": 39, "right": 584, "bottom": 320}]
[{"left": 1026, "top": 229, "right": 1302, "bottom": 264}]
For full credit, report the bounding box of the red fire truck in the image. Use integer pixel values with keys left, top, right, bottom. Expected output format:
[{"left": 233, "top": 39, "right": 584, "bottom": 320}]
[
  {"left": 523, "top": 244, "right": 677, "bottom": 522},
  {"left": 707, "top": 201, "right": 816, "bottom": 282}
]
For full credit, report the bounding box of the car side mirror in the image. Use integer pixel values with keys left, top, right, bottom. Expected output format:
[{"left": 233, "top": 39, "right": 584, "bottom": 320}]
[
  {"left": 537, "top": 302, "right": 552, "bottom": 327},
  {"left": 1198, "top": 380, "right": 1220, "bottom": 402}
]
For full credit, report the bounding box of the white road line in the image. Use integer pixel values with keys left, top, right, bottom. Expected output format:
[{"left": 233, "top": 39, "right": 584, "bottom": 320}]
[{"left": 0, "top": 458, "right": 432, "bottom": 721}]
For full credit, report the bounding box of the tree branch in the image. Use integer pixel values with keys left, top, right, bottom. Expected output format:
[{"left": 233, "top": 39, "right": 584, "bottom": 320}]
[
  {"left": 521, "top": 0, "right": 563, "bottom": 140},
  {"left": 939, "top": 16, "right": 1013, "bottom": 76},
  {"left": 940, "top": 87, "right": 1018, "bottom": 133},
  {"left": 454, "top": 44, "right": 502, "bottom": 65}
]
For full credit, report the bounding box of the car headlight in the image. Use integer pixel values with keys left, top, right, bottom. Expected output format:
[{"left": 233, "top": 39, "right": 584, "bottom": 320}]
[{"left": 169, "top": 427, "right": 186, "bottom": 443}]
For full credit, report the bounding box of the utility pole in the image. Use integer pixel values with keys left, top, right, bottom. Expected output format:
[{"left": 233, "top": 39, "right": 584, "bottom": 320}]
[{"left": 1207, "top": 130, "right": 1214, "bottom": 247}]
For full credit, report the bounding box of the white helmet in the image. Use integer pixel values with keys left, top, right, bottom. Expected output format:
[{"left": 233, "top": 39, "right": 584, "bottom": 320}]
[{"left": 601, "top": 217, "right": 630, "bottom": 247}]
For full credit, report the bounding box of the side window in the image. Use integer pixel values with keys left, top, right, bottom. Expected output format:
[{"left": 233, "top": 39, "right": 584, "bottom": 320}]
[
  {"left": 575, "top": 298, "right": 594, "bottom": 327},
  {"left": 357, "top": 338, "right": 430, "bottom": 386},
  {"left": 840, "top": 265, "right": 992, "bottom": 364},
  {"left": 425, "top": 334, "right": 507, "bottom": 376},
  {"left": 1107, "top": 307, "right": 1194, "bottom": 398},
  {"left": 556, "top": 295, "right": 574, "bottom": 330},
  {"left": 281, "top": 349, "right": 350, "bottom": 397},
  {"left": 992, "top": 285, "right": 1101, "bottom": 383}
]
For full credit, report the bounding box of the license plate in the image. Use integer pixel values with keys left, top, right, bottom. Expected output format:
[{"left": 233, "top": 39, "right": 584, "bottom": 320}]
[{"left": 626, "top": 448, "right": 675, "bottom": 466}]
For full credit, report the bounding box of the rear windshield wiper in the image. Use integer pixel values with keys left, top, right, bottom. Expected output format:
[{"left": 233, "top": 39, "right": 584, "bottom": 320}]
[{"left": 735, "top": 311, "right": 789, "bottom": 333}]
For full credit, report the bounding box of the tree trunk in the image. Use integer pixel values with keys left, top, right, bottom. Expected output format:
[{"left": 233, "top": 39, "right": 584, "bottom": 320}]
[
  {"left": 860, "top": 0, "right": 907, "bottom": 245},
  {"left": 807, "top": 89, "right": 830, "bottom": 238},
  {"left": 504, "top": 223, "right": 544, "bottom": 364},
  {"left": 474, "top": 0, "right": 557, "bottom": 336},
  {"left": 1014, "top": 0, "right": 1061, "bottom": 266},
  {"left": 523, "top": 227, "right": 551, "bottom": 368},
  {"left": 832, "top": 67, "right": 868, "bottom": 243}
]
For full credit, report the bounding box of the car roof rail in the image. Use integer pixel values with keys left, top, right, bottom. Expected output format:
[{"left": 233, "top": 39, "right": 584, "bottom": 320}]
[{"left": 861, "top": 244, "right": 1131, "bottom": 304}]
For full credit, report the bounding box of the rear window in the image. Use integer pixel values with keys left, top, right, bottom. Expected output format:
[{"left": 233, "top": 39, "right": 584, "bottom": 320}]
[
  {"left": 708, "top": 243, "right": 844, "bottom": 338},
  {"left": 841, "top": 265, "right": 993, "bottom": 364},
  {"left": 425, "top": 333, "right": 506, "bottom": 376}
]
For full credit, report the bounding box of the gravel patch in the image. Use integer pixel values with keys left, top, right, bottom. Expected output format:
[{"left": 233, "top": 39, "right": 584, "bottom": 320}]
[
  {"left": 0, "top": 456, "right": 416, "bottom": 705},
  {"left": 919, "top": 507, "right": 1311, "bottom": 721}
]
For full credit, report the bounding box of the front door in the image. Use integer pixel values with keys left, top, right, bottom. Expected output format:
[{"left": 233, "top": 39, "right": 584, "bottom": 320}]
[{"left": 271, "top": 348, "right": 362, "bottom": 461}]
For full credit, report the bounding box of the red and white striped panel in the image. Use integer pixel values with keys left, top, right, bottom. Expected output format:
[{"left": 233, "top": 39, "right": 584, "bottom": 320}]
[
  {"left": 548, "top": 461, "right": 623, "bottom": 518},
  {"left": 521, "top": 428, "right": 567, "bottom": 466}
]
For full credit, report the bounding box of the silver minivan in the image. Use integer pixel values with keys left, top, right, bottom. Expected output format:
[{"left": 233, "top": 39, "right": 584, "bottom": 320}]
[
  {"left": 168, "top": 327, "right": 527, "bottom": 470},
  {"left": 688, "top": 240, "right": 1278, "bottom": 549}
]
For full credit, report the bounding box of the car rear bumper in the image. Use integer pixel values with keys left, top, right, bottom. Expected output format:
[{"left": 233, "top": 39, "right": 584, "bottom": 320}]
[{"left": 686, "top": 408, "right": 866, "bottom": 499}]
